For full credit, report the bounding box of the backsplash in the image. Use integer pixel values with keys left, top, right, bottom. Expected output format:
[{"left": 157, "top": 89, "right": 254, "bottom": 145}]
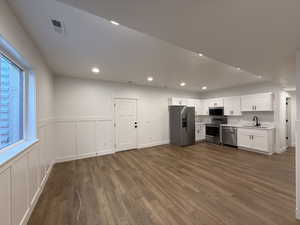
[{"left": 196, "top": 111, "right": 275, "bottom": 127}]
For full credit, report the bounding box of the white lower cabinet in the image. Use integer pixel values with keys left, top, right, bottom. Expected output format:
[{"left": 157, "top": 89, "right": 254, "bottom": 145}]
[
  {"left": 196, "top": 124, "right": 205, "bottom": 141},
  {"left": 237, "top": 128, "right": 274, "bottom": 154}
]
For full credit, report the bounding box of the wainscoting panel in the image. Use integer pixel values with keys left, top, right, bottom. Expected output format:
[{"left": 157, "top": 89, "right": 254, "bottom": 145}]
[
  {"left": 56, "top": 122, "right": 77, "bottom": 159},
  {"left": 95, "top": 120, "right": 114, "bottom": 153},
  {"left": 27, "top": 145, "right": 40, "bottom": 206},
  {"left": 0, "top": 167, "right": 11, "bottom": 225},
  {"left": 12, "top": 154, "right": 29, "bottom": 225},
  {"left": 55, "top": 118, "right": 114, "bottom": 162},
  {"left": 77, "top": 121, "right": 96, "bottom": 155},
  {"left": 0, "top": 119, "right": 55, "bottom": 225}
]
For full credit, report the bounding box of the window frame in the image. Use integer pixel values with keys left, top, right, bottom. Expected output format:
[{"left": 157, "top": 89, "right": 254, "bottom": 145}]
[{"left": 0, "top": 51, "right": 27, "bottom": 152}]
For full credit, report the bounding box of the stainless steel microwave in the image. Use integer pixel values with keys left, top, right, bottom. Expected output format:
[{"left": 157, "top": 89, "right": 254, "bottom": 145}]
[{"left": 209, "top": 107, "right": 224, "bottom": 116}]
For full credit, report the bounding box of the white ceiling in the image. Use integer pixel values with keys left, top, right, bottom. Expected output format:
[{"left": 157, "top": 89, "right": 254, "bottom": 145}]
[
  {"left": 9, "top": 0, "right": 289, "bottom": 92},
  {"left": 57, "top": 0, "right": 298, "bottom": 89}
]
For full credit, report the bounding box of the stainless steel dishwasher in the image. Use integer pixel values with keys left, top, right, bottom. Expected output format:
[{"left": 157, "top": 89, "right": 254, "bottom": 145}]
[{"left": 221, "top": 126, "right": 237, "bottom": 147}]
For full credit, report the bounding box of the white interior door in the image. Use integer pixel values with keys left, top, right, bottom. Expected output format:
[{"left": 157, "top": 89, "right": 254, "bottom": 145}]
[{"left": 114, "top": 98, "right": 138, "bottom": 152}]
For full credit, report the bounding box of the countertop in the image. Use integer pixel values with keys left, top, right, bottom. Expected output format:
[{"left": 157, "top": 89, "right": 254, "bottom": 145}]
[
  {"left": 221, "top": 124, "right": 275, "bottom": 130},
  {"left": 195, "top": 122, "right": 206, "bottom": 125}
]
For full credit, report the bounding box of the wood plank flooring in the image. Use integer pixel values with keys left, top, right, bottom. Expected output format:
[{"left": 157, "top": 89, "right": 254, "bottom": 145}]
[{"left": 28, "top": 143, "right": 300, "bottom": 225}]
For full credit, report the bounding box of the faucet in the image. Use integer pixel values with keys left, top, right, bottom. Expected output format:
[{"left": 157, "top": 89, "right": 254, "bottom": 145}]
[{"left": 252, "top": 116, "right": 260, "bottom": 127}]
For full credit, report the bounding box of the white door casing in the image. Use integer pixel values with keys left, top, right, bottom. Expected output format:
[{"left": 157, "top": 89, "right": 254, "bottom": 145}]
[{"left": 114, "top": 98, "right": 138, "bottom": 152}]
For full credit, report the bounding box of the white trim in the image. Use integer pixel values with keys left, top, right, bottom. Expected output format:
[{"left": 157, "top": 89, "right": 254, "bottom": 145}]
[
  {"left": 113, "top": 98, "right": 138, "bottom": 152},
  {"left": 21, "top": 162, "right": 53, "bottom": 225},
  {"left": 237, "top": 146, "right": 273, "bottom": 155},
  {"left": 138, "top": 140, "right": 169, "bottom": 149},
  {"left": 0, "top": 139, "right": 39, "bottom": 169},
  {"left": 55, "top": 117, "right": 113, "bottom": 123},
  {"left": 278, "top": 145, "right": 288, "bottom": 153},
  {"left": 55, "top": 150, "right": 114, "bottom": 163},
  {"left": 296, "top": 208, "right": 300, "bottom": 220}
]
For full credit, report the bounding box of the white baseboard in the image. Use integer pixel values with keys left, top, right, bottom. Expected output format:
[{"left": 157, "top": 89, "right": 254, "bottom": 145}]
[
  {"left": 55, "top": 149, "right": 114, "bottom": 163},
  {"left": 296, "top": 208, "right": 300, "bottom": 220},
  {"left": 22, "top": 162, "right": 54, "bottom": 225},
  {"left": 138, "top": 140, "right": 169, "bottom": 149},
  {"left": 278, "top": 145, "right": 288, "bottom": 153},
  {"left": 56, "top": 141, "right": 170, "bottom": 164}
]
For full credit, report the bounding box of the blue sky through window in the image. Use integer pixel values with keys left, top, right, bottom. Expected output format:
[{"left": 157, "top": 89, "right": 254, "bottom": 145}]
[{"left": 0, "top": 54, "right": 23, "bottom": 150}]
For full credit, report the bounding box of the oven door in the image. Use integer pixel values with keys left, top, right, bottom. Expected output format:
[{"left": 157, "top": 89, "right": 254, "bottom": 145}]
[{"left": 205, "top": 125, "right": 220, "bottom": 137}]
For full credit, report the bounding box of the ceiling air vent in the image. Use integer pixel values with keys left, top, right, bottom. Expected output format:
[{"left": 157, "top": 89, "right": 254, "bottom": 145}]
[{"left": 50, "top": 19, "right": 65, "bottom": 34}]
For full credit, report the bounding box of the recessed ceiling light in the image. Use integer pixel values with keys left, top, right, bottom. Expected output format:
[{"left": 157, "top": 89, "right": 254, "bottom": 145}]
[
  {"left": 202, "top": 86, "right": 207, "bottom": 90},
  {"left": 236, "top": 67, "right": 241, "bottom": 71},
  {"left": 180, "top": 82, "right": 186, "bottom": 87},
  {"left": 257, "top": 75, "right": 262, "bottom": 79},
  {"left": 147, "top": 76, "right": 153, "bottom": 82},
  {"left": 198, "top": 53, "right": 203, "bottom": 57},
  {"left": 91, "top": 67, "right": 100, "bottom": 73},
  {"left": 110, "top": 20, "right": 120, "bottom": 26}
]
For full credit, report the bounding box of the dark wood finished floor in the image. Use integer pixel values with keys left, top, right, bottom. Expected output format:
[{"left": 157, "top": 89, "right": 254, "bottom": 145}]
[{"left": 28, "top": 143, "right": 299, "bottom": 225}]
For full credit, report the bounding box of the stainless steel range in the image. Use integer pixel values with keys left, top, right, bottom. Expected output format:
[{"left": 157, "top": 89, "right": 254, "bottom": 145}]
[{"left": 205, "top": 117, "right": 227, "bottom": 144}]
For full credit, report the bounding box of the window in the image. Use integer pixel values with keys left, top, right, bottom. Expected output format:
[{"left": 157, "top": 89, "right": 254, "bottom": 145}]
[{"left": 0, "top": 54, "right": 24, "bottom": 150}]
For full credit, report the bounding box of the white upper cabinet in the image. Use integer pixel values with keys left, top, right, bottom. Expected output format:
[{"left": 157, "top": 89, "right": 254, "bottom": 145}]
[
  {"left": 207, "top": 98, "right": 224, "bottom": 108},
  {"left": 224, "top": 96, "right": 241, "bottom": 116},
  {"left": 169, "top": 97, "right": 189, "bottom": 106},
  {"left": 241, "top": 92, "right": 273, "bottom": 112},
  {"left": 201, "top": 99, "right": 209, "bottom": 115},
  {"left": 188, "top": 99, "right": 203, "bottom": 115}
]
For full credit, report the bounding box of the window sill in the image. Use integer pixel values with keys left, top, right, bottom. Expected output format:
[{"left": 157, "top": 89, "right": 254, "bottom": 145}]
[{"left": 0, "top": 139, "right": 39, "bottom": 168}]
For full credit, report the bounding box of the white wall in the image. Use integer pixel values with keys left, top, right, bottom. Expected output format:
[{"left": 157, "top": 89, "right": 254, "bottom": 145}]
[
  {"left": 0, "top": 1, "right": 55, "bottom": 225},
  {"left": 199, "top": 81, "right": 288, "bottom": 153},
  {"left": 54, "top": 76, "right": 198, "bottom": 161},
  {"left": 288, "top": 91, "right": 297, "bottom": 147},
  {"left": 295, "top": 50, "right": 300, "bottom": 219}
]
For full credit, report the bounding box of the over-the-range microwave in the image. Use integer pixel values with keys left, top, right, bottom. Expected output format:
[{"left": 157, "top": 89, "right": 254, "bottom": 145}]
[{"left": 209, "top": 107, "right": 224, "bottom": 116}]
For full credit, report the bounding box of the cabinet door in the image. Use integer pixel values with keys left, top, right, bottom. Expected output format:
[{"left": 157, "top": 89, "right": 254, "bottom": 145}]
[
  {"left": 224, "top": 96, "right": 241, "bottom": 116},
  {"left": 241, "top": 95, "right": 255, "bottom": 111},
  {"left": 195, "top": 124, "right": 201, "bottom": 141},
  {"left": 200, "top": 125, "right": 206, "bottom": 140},
  {"left": 208, "top": 98, "right": 223, "bottom": 107},
  {"left": 254, "top": 93, "right": 273, "bottom": 111},
  {"left": 241, "top": 93, "right": 273, "bottom": 112},
  {"left": 194, "top": 100, "right": 203, "bottom": 115},
  {"left": 237, "top": 130, "right": 252, "bottom": 148},
  {"left": 252, "top": 134, "right": 268, "bottom": 152},
  {"left": 187, "top": 99, "right": 195, "bottom": 107},
  {"left": 170, "top": 97, "right": 187, "bottom": 106},
  {"left": 201, "top": 100, "right": 209, "bottom": 115}
]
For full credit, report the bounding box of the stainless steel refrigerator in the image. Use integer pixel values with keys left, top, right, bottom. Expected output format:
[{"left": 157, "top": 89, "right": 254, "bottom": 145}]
[{"left": 169, "top": 106, "right": 195, "bottom": 146}]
